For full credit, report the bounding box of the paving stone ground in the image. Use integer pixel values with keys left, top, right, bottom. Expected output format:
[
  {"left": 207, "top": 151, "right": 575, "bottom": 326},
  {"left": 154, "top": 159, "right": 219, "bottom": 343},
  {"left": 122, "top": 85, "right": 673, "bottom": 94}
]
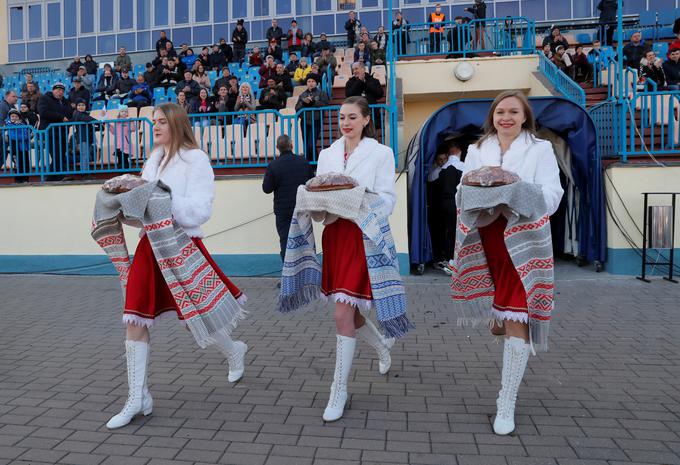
[{"left": 1, "top": 262, "right": 679, "bottom": 465}]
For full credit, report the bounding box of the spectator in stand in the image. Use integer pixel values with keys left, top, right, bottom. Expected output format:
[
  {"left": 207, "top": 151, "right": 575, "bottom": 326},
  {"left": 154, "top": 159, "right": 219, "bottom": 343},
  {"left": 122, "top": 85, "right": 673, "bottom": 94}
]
[
  {"left": 176, "top": 70, "right": 201, "bottom": 100},
  {"left": 68, "top": 77, "right": 91, "bottom": 110},
  {"left": 193, "top": 64, "right": 212, "bottom": 90},
  {"left": 267, "top": 19, "right": 284, "bottom": 45},
  {"left": 234, "top": 82, "right": 256, "bottom": 134},
  {"left": 623, "top": 32, "right": 649, "bottom": 70},
  {"left": 153, "top": 48, "right": 168, "bottom": 68},
  {"left": 267, "top": 39, "right": 284, "bottom": 63},
  {"left": 370, "top": 41, "right": 386, "bottom": 67},
  {"left": 639, "top": 49, "right": 666, "bottom": 89},
  {"left": 287, "top": 20, "right": 304, "bottom": 53},
  {"left": 294, "top": 57, "right": 312, "bottom": 86},
  {"left": 392, "top": 11, "right": 410, "bottom": 56},
  {"left": 181, "top": 48, "right": 198, "bottom": 70},
  {"left": 465, "top": 0, "right": 487, "bottom": 48},
  {"left": 446, "top": 16, "right": 465, "bottom": 57},
  {"left": 213, "top": 84, "right": 234, "bottom": 115},
  {"left": 542, "top": 44, "right": 553, "bottom": 59},
  {"left": 295, "top": 75, "right": 330, "bottom": 162},
  {"left": 114, "top": 68, "right": 135, "bottom": 100},
  {"left": 317, "top": 33, "right": 336, "bottom": 54},
  {"left": 663, "top": 45, "right": 680, "bottom": 90},
  {"left": 157, "top": 60, "right": 181, "bottom": 89},
  {"left": 315, "top": 46, "right": 338, "bottom": 79},
  {"left": 128, "top": 74, "right": 152, "bottom": 109},
  {"left": 307, "top": 63, "right": 322, "bottom": 87},
  {"left": 373, "top": 25, "right": 388, "bottom": 50},
  {"left": 76, "top": 66, "right": 94, "bottom": 94},
  {"left": 572, "top": 46, "right": 592, "bottom": 82},
  {"left": 587, "top": 39, "right": 606, "bottom": 73},
  {"left": 4, "top": 109, "right": 31, "bottom": 183},
  {"left": 95, "top": 68, "right": 119, "bottom": 101},
  {"left": 176, "top": 90, "right": 191, "bottom": 113},
  {"left": 209, "top": 44, "right": 226, "bottom": 71},
  {"left": 359, "top": 32, "right": 371, "bottom": 47},
  {"left": 257, "top": 78, "right": 287, "bottom": 111},
  {"left": 19, "top": 102, "right": 39, "bottom": 128},
  {"left": 84, "top": 54, "right": 98, "bottom": 77},
  {"left": 219, "top": 37, "right": 234, "bottom": 64},
  {"left": 286, "top": 52, "right": 300, "bottom": 77},
  {"left": 155, "top": 30, "right": 171, "bottom": 55},
  {"left": 226, "top": 76, "right": 240, "bottom": 111},
  {"left": 213, "top": 68, "right": 232, "bottom": 96},
  {"left": 346, "top": 62, "right": 384, "bottom": 128},
  {"left": 178, "top": 43, "right": 190, "bottom": 58},
  {"left": 354, "top": 42, "right": 371, "bottom": 69},
  {"left": 274, "top": 63, "right": 294, "bottom": 95},
  {"left": 70, "top": 99, "right": 100, "bottom": 173},
  {"left": 66, "top": 56, "right": 83, "bottom": 76},
  {"left": 114, "top": 47, "right": 132, "bottom": 74},
  {"left": 428, "top": 3, "right": 446, "bottom": 53},
  {"left": 38, "top": 82, "right": 72, "bottom": 180},
  {"left": 0, "top": 91, "right": 18, "bottom": 124},
  {"left": 165, "top": 40, "right": 178, "bottom": 59},
  {"left": 196, "top": 47, "right": 211, "bottom": 70},
  {"left": 262, "top": 134, "right": 314, "bottom": 261},
  {"left": 542, "top": 27, "right": 569, "bottom": 54},
  {"left": 249, "top": 47, "right": 264, "bottom": 67},
  {"left": 300, "top": 33, "right": 316, "bottom": 59},
  {"left": 233, "top": 19, "right": 249, "bottom": 63},
  {"left": 597, "top": 0, "right": 617, "bottom": 46},
  {"left": 143, "top": 62, "right": 158, "bottom": 89},
  {"left": 106, "top": 105, "right": 137, "bottom": 169},
  {"left": 20, "top": 83, "right": 41, "bottom": 113},
  {"left": 20, "top": 73, "right": 35, "bottom": 93},
  {"left": 190, "top": 88, "right": 215, "bottom": 124},
  {"left": 345, "top": 11, "right": 361, "bottom": 48},
  {"left": 552, "top": 45, "right": 574, "bottom": 78},
  {"left": 259, "top": 55, "right": 278, "bottom": 89}
]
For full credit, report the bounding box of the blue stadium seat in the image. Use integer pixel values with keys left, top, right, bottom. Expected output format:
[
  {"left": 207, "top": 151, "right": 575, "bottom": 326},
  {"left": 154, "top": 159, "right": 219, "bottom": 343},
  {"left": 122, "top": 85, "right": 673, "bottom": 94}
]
[
  {"left": 166, "top": 88, "right": 177, "bottom": 100},
  {"left": 657, "top": 9, "right": 675, "bottom": 26},
  {"left": 576, "top": 33, "right": 592, "bottom": 44},
  {"left": 91, "top": 100, "right": 105, "bottom": 111},
  {"left": 639, "top": 11, "right": 657, "bottom": 27},
  {"left": 107, "top": 100, "right": 121, "bottom": 110},
  {"left": 228, "top": 62, "right": 240, "bottom": 73},
  {"left": 207, "top": 70, "right": 217, "bottom": 83},
  {"left": 153, "top": 87, "right": 167, "bottom": 99},
  {"left": 654, "top": 42, "right": 669, "bottom": 58},
  {"left": 156, "top": 96, "right": 169, "bottom": 103},
  {"left": 642, "top": 29, "right": 656, "bottom": 40},
  {"left": 133, "top": 64, "right": 145, "bottom": 76}
]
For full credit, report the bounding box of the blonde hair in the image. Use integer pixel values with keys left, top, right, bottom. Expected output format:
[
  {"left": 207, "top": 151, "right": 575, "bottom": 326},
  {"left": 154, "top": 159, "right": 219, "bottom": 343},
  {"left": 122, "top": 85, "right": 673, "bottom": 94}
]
[
  {"left": 153, "top": 102, "right": 200, "bottom": 171},
  {"left": 475, "top": 90, "right": 536, "bottom": 148}
]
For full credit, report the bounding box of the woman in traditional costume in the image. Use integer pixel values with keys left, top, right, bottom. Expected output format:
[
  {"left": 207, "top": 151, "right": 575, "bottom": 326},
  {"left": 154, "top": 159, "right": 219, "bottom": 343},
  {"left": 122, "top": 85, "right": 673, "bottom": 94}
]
[
  {"left": 105, "top": 103, "right": 249, "bottom": 429},
  {"left": 452, "top": 90, "right": 563, "bottom": 435}
]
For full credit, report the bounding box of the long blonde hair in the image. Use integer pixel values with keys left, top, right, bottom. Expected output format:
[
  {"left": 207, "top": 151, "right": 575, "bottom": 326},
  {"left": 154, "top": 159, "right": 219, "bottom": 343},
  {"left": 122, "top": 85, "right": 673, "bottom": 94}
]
[
  {"left": 475, "top": 90, "right": 536, "bottom": 148},
  {"left": 153, "top": 103, "right": 200, "bottom": 170}
]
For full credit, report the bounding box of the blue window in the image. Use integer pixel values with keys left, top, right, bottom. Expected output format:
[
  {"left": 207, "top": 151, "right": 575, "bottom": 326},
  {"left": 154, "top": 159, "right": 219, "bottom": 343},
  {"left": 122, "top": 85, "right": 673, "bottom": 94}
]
[
  {"left": 622, "top": 0, "right": 645, "bottom": 14},
  {"left": 46, "top": 40, "right": 63, "bottom": 58},
  {"left": 175, "top": 0, "right": 189, "bottom": 23},
  {"left": 117, "top": 33, "right": 136, "bottom": 50},
  {"left": 120, "top": 0, "right": 134, "bottom": 29},
  {"left": 213, "top": 22, "right": 230, "bottom": 42},
  {"left": 155, "top": 0, "right": 169, "bottom": 25},
  {"left": 81, "top": 0, "right": 95, "bottom": 33},
  {"left": 138, "top": 0, "right": 150, "bottom": 28},
  {"left": 196, "top": 0, "right": 211, "bottom": 21},
  {"left": 296, "top": 16, "right": 311, "bottom": 36},
  {"left": 315, "top": 0, "right": 331, "bottom": 10},
  {"left": 9, "top": 44, "right": 26, "bottom": 63},
  {"left": 313, "top": 14, "right": 334, "bottom": 34},
  {"left": 363, "top": 0, "right": 379, "bottom": 8},
  {"left": 214, "top": 0, "right": 228, "bottom": 22},
  {"left": 28, "top": 5, "right": 42, "bottom": 39},
  {"left": 10, "top": 7, "right": 24, "bottom": 41},
  {"left": 547, "top": 0, "right": 570, "bottom": 20},
  {"left": 359, "top": 10, "right": 380, "bottom": 31},
  {"left": 250, "top": 20, "right": 266, "bottom": 41},
  {"left": 521, "top": 0, "right": 545, "bottom": 21},
  {"left": 572, "top": 0, "right": 591, "bottom": 19},
  {"left": 98, "top": 35, "right": 116, "bottom": 54},
  {"left": 64, "top": 38, "right": 77, "bottom": 56},
  {"left": 172, "top": 27, "right": 191, "bottom": 46},
  {"left": 47, "top": 3, "right": 61, "bottom": 37},
  {"left": 402, "top": 0, "right": 420, "bottom": 5},
  {"left": 254, "top": 0, "right": 269, "bottom": 17},
  {"left": 100, "top": 0, "right": 114, "bottom": 32},
  {"left": 137, "top": 31, "right": 151, "bottom": 50},
  {"left": 649, "top": 0, "right": 675, "bottom": 11},
  {"left": 278, "top": 0, "right": 292, "bottom": 15},
  {"left": 27, "top": 42, "right": 45, "bottom": 61},
  {"left": 78, "top": 36, "right": 96, "bottom": 55},
  {"left": 496, "top": 1, "right": 520, "bottom": 17},
  {"left": 296, "top": 0, "right": 311, "bottom": 15},
  {"left": 232, "top": 0, "right": 247, "bottom": 19},
  {"left": 193, "top": 25, "right": 212, "bottom": 44},
  {"left": 64, "top": 0, "right": 77, "bottom": 36}
]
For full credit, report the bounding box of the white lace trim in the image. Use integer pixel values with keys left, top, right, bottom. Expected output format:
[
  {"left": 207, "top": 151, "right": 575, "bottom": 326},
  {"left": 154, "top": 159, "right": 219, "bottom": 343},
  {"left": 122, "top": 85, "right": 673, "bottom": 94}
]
[
  {"left": 327, "top": 292, "right": 373, "bottom": 310},
  {"left": 491, "top": 308, "right": 529, "bottom": 324},
  {"left": 122, "top": 310, "right": 183, "bottom": 328}
]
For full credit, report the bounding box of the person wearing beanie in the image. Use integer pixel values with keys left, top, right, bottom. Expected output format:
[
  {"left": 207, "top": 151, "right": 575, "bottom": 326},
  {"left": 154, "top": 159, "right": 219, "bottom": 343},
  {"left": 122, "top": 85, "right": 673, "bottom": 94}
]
[
  {"left": 5, "top": 108, "right": 31, "bottom": 183},
  {"left": 70, "top": 98, "right": 101, "bottom": 173},
  {"left": 294, "top": 74, "right": 330, "bottom": 162},
  {"left": 232, "top": 19, "right": 248, "bottom": 63}
]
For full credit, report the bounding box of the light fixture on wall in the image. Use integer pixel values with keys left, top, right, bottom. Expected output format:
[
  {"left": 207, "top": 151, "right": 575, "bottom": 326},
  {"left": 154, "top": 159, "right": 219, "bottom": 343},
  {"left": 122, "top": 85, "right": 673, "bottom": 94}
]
[{"left": 453, "top": 61, "right": 475, "bottom": 82}]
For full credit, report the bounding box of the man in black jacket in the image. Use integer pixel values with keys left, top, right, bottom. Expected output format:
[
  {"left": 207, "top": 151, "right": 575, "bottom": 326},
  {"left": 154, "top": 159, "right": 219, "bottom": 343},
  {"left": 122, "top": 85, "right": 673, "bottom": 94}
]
[
  {"left": 597, "top": 0, "right": 617, "bottom": 45},
  {"left": 439, "top": 142, "right": 464, "bottom": 262},
  {"left": 212, "top": 67, "right": 232, "bottom": 97},
  {"left": 219, "top": 38, "right": 234, "bottom": 64},
  {"left": 155, "top": 30, "right": 170, "bottom": 55},
  {"left": 345, "top": 62, "right": 384, "bottom": 129},
  {"left": 232, "top": 20, "right": 248, "bottom": 63},
  {"left": 266, "top": 19, "right": 284, "bottom": 46},
  {"left": 38, "top": 82, "right": 73, "bottom": 180},
  {"left": 209, "top": 44, "right": 226, "bottom": 71},
  {"left": 345, "top": 11, "right": 361, "bottom": 48},
  {"left": 68, "top": 77, "right": 91, "bottom": 110},
  {"left": 623, "top": 32, "right": 649, "bottom": 70},
  {"left": 262, "top": 134, "right": 314, "bottom": 261}
]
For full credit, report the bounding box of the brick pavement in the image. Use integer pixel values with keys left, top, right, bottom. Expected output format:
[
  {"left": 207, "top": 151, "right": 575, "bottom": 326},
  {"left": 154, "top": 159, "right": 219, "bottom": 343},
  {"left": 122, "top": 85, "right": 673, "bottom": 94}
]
[{"left": 0, "top": 263, "right": 679, "bottom": 465}]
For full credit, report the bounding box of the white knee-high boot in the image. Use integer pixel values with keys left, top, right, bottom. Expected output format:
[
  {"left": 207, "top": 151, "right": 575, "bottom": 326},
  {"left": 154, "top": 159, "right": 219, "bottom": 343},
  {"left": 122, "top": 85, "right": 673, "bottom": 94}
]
[
  {"left": 356, "top": 318, "right": 395, "bottom": 374},
  {"left": 493, "top": 336, "right": 530, "bottom": 435},
  {"left": 106, "top": 340, "right": 153, "bottom": 429},
  {"left": 323, "top": 335, "right": 356, "bottom": 422},
  {"left": 211, "top": 330, "right": 247, "bottom": 383}
]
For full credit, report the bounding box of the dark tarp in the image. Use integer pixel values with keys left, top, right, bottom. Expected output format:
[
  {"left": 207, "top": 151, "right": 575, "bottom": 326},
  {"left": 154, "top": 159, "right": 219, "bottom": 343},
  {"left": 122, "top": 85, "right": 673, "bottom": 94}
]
[{"left": 407, "top": 96, "right": 606, "bottom": 267}]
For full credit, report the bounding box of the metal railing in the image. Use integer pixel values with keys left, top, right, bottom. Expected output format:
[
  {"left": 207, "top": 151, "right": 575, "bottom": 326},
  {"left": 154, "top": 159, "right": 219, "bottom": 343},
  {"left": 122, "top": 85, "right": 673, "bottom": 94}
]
[
  {"left": 537, "top": 52, "right": 586, "bottom": 107},
  {"left": 0, "top": 105, "right": 395, "bottom": 180},
  {"left": 393, "top": 16, "right": 536, "bottom": 59},
  {"left": 589, "top": 100, "right": 622, "bottom": 158}
]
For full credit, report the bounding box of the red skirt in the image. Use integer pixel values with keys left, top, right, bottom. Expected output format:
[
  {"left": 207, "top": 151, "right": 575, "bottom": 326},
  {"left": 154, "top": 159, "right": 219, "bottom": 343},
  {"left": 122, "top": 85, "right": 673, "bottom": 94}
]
[
  {"left": 321, "top": 218, "right": 373, "bottom": 307},
  {"left": 124, "top": 235, "right": 244, "bottom": 325},
  {"left": 478, "top": 217, "right": 528, "bottom": 322}
]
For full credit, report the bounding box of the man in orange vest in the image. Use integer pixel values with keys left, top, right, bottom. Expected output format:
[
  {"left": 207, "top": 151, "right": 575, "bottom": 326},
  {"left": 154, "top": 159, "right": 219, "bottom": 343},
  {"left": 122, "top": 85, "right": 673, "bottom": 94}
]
[{"left": 429, "top": 3, "right": 446, "bottom": 53}]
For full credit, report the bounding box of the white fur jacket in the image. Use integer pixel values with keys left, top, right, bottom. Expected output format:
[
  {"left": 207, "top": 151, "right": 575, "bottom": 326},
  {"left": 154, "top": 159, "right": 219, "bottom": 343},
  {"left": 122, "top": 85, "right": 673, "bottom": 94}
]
[
  {"left": 462, "top": 131, "right": 564, "bottom": 216},
  {"left": 316, "top": 136, "right": 397, "bottom": 217},
  {"left": 141, "top": 148, "right": 215, "bottom": 238}
]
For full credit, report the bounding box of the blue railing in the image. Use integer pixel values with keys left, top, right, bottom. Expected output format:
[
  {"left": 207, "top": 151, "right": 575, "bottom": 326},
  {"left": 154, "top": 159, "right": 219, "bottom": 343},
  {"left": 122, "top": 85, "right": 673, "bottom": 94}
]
[
  {"left": 0, "top": 105, "right": 394, "bottom": 180},
  {"left": 589, "top": 100, "right": 622, "bottom": 158},
  {"left": 537, "top": 52, "right": 586, "bottom": 107},
  {"left": 393, "top": 16, "right": 536, "bottom": 59}
]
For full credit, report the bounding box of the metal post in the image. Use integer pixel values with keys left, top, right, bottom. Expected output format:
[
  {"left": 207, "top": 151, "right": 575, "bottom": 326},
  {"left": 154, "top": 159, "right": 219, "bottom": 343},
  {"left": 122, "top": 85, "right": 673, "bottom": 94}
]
[
  {"left": 637, "top": 193, "right": 650, "bottom": 282},
  {"left": 665, "top": 193, "right": 678, "bottom": 283},
  {"left": 387, "top": 0, "right": 398, "bottom": 160}
]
